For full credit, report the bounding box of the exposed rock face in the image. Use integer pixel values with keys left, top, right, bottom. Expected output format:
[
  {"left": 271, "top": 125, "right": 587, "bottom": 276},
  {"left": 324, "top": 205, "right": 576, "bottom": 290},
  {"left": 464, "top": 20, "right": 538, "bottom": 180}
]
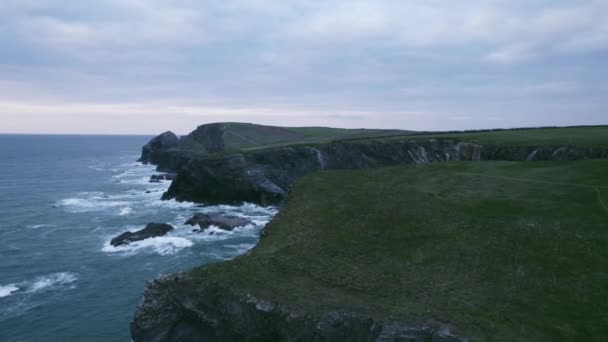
[
  {"left": 150, "top": 173, "right": 177, "bottom": 182},
  {"left": 162, "top": 140, "right": 608, "bottom": 206},
  {"left": 110, "top": 223, "right": 174, "bottom": 247},
  {"left": 138, "top": 124, "right": 228, "bottom": 172},
  {"left": 131, "top": 274, "right": 464, "bottom": 342},
  {"left": 139, "top": 132, "right": 180, "bottom": 170},
  {"left": 180, "top": 123, "right": 226, "bottom": 154},
  {"left": 185, "top": 213, "right": 252, "bottom": 231}
]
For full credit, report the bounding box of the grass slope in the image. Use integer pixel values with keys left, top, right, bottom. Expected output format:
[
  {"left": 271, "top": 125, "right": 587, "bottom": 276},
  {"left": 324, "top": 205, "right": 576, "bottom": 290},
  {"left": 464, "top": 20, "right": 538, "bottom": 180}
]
[
  {"left": 217, "top": 123, "right": 412, "bottom": 150},
  {"left": 386, "top": 126, "right": 608, "bottom": 148},
  {"left": 194, "top": 159, "right": 608, "bottom": 341}
]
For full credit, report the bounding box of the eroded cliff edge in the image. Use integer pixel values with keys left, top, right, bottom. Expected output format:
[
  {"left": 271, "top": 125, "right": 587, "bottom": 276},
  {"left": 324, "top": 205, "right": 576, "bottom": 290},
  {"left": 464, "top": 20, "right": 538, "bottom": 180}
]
[
  {"left": 131, "top": 273, "right": 463, "bottom": 342},
  {"left": 161, "top": 138, "right": 608, "bottom": 206}
]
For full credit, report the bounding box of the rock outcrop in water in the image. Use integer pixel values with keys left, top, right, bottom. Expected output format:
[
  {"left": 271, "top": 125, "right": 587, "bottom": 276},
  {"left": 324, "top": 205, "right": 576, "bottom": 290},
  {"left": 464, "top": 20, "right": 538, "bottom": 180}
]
[
  {"left": 149, "top": 173, "right": 177, "bottom": 182},
  {"left": 110, "top": 223, "right": 174, "bottom": 247},
  {"left": 131, "top": 273, "right": 464, "bottom": 342},
  {"left": 139, "top": 132, "right": 180, "bottom": 168},
  {"left": 185, "top": 213, "right": 252, "bottom": 231}
]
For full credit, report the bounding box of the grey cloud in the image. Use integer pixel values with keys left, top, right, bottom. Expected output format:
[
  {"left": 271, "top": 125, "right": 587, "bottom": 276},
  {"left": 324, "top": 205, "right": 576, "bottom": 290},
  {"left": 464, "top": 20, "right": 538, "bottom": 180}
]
[{"left": 0, "top": 0, "right": 606, "bottom": 134}]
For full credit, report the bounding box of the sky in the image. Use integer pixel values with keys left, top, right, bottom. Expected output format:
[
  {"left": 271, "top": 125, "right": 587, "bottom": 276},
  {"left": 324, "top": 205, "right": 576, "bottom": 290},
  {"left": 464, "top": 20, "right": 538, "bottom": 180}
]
[{"left": 0, "top": 0, "right": 607, "bottom": 134}]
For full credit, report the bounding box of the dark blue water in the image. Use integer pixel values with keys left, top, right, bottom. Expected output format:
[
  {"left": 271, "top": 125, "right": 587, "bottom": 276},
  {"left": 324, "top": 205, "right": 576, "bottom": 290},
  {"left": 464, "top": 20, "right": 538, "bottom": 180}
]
[{"left": 0, "top": 135, "right": 276, "bottom": 341}]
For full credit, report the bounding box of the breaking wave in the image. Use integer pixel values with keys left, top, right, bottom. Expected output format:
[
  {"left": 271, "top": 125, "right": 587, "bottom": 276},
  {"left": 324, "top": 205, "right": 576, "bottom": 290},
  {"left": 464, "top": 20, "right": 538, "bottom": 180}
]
[
  {"left": 0, "top": 285, "right": 19, "bottom": 298},
  {"left": 102, "top": 236, "right": 194, "bottom": 256},
  {"left": 56, "top": 160, "right": 278, "bottom": 259},
  {"left": 0, "top": 272, "right": 79, "bottom": 299}
]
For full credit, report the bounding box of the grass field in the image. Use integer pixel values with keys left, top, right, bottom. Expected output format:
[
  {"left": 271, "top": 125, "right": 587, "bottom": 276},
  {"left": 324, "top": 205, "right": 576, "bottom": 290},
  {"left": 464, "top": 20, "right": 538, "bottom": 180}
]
[
  {"left": 386, "top": 126, "right": 608, "bottom": 148},
  {"left": 207, "top": 123, "right": 411, "bottom": 151},
  {"left": 194, "top": 159, "right": 608, "bottom": 340}
]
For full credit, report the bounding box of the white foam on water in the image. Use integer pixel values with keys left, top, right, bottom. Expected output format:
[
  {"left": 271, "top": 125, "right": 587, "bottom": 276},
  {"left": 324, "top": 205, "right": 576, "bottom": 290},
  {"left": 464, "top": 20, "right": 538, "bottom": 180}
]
[
  {"left": 62, "top": 159, "right": 279, "bottom": 259},
  {"left": 145, "top": 198, "right": 198, "bottom": 210},
  {"left": 27, "top": 272, "right": 79, "bottom": 293},
  {"left": 185, "top": 223, "right": 262, "bottom": 242},
  {"left": 1, "top": 272, "right": 80, "bottom": 298},
  {"left": 189, "top": 226, "right": 236, "bottom": 240},
  {"left": 117, "top": 177, "right": 160, "bottom": 186},
  {"left": 202, "top": 203, "right": 279, "bottom": 217},
  {"left": 27, "top": 224, "right": 57, "bottom": 229},
  {"left": 0, "top": 284, "right": 19, "bottom": 298},
  {"left": 102, "top": 236, "right": 194, "bottom": 256},
  {"left": 110, "top": 162, "right": 163, "bottom": 186},
  {"left": 77, "top": 191, "right": 105, "bottom": 196},
  {"left": 88, "top": 161, "right": 121, "bottom": 172},
  {"left": 118, "top": 207, "right": 133, "bottom": 216},
  {"left": 57, "top": 197, "right": 132, "bottom": 212}
]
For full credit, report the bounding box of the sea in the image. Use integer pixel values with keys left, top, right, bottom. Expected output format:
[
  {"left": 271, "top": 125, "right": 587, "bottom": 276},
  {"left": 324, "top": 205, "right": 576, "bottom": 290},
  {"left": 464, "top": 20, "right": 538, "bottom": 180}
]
[{"left": 0, "top": 135, "right": 277, "bottom": 341}]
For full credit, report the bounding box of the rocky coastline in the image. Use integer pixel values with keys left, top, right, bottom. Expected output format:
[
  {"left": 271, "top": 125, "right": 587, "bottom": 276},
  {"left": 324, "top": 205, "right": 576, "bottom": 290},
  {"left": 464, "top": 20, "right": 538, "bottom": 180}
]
[
  {"left": 131, "top": 124, "right": 608, "bottom": 341},
  {"left": 140, "top": 127, "right": 608, "bottom": 206}
]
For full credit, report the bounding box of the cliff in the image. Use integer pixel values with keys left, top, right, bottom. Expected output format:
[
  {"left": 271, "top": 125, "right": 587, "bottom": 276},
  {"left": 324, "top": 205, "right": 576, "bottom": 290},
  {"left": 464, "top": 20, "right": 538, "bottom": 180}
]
[
  {"left": 133, "top": 158, "right": 608, "bottom": 341},
  {"left": 139, "top": 122, "right": 411, "bottom": 172},
  {"left": 131, "top": 274, "right": 463, "bottom": 342},
  {"left": 163, "top": 139, "right": 608, "bottom": 206},
  {"left": 133, "top": 125, "right": 608, "bottom": 341}
]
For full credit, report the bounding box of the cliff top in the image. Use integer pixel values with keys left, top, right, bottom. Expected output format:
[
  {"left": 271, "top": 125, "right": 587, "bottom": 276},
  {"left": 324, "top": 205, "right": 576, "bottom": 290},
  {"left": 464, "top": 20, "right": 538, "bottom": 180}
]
[
  {"left": 179, "top": 122, "right": 412, "bottom": 154},
  {"left": 376, "top": 125, "right": 608, "bottom": 149},
  {"left": 143, "top": 124, "right": 608, "bottom": 164},
  {"left": 191, "top": 158, "right": 608, "bottom": 340}
]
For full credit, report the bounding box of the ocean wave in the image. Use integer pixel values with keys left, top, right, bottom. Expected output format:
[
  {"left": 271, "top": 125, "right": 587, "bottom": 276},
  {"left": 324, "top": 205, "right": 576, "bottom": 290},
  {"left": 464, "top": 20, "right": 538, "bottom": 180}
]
[
  {"left": 27, "top": 224, "right": 57, "bottom": 229},
  {"left": 0, "top": 285, "right": 19, "bottom": 298},
  {"left": 57, "top": 197, "right": 132, "bottom": 212},
  {"left": 28, "top": 272, "right": 79, "bottom": 293},
  {"left": 145, "top": 198, "right": 198, "bottom": 210},
  {"left": 118, "top": 160, "right": 146, "bottom": 167},
  {"left": 88, "top": 165, "right": 110, "bottom": 172},
  {"left": 61, "top": 160, "right": 278, "bottom": 259},
  {"left": 0, "top": 272, "right": 79, "bottom": 299},
  {"left": 77, "top": 191, "right": 105, "bottom": 196},
  {"left": 102, "top": 236, "right": 194, "bottom": 256},
  {"left": 201, "top": 203, "right": 278, "bottom": 216},
  {"left": 118, "top": 207, "right": 132, "bottom": 216},
  {"left": 112, "top": 164, "right": 158, "bottom": 178}
]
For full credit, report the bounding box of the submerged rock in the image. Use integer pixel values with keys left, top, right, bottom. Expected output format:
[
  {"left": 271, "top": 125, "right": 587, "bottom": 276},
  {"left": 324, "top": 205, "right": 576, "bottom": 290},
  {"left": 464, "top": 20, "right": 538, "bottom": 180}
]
[
  {"left": 110, "top": 223, "right": 174, "bottom": 247},
  {"left": 185, "top": 213, "right": 251, "bottom": 231}
]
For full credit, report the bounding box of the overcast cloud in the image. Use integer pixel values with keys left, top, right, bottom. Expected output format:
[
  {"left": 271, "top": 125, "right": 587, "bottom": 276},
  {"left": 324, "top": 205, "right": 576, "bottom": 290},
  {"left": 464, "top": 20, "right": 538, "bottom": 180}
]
[{"left": 0, "top": 0, "right": 606, "bottom": 134}]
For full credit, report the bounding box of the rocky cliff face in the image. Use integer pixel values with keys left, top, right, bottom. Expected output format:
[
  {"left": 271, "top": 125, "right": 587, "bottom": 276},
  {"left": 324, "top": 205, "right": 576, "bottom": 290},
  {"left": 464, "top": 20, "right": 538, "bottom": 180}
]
[
  {"left": 179, "top": 123, "right": 226, "bottom": 154},
  {"left": 138, "top": 127, "right": 226, "bottom": 173},
  {"left": 131, "top": 273, "right": 464, "bottom": 342},
  {"left": 162, "top": 139, "right": 608, "bottom": 206},
  {"left": 139, "top": 131, "right": 180, "bottom": 169}
]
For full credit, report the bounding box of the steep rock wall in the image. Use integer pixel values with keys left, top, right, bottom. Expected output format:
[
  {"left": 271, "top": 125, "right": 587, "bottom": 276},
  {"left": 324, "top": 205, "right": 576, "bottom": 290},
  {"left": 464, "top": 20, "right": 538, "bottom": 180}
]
[
  {"left": 131, "top": 273, "right": 464, "bottom": 342},
  {"left": 163, "top": 139, "right": 608, "bottom": 206}
]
